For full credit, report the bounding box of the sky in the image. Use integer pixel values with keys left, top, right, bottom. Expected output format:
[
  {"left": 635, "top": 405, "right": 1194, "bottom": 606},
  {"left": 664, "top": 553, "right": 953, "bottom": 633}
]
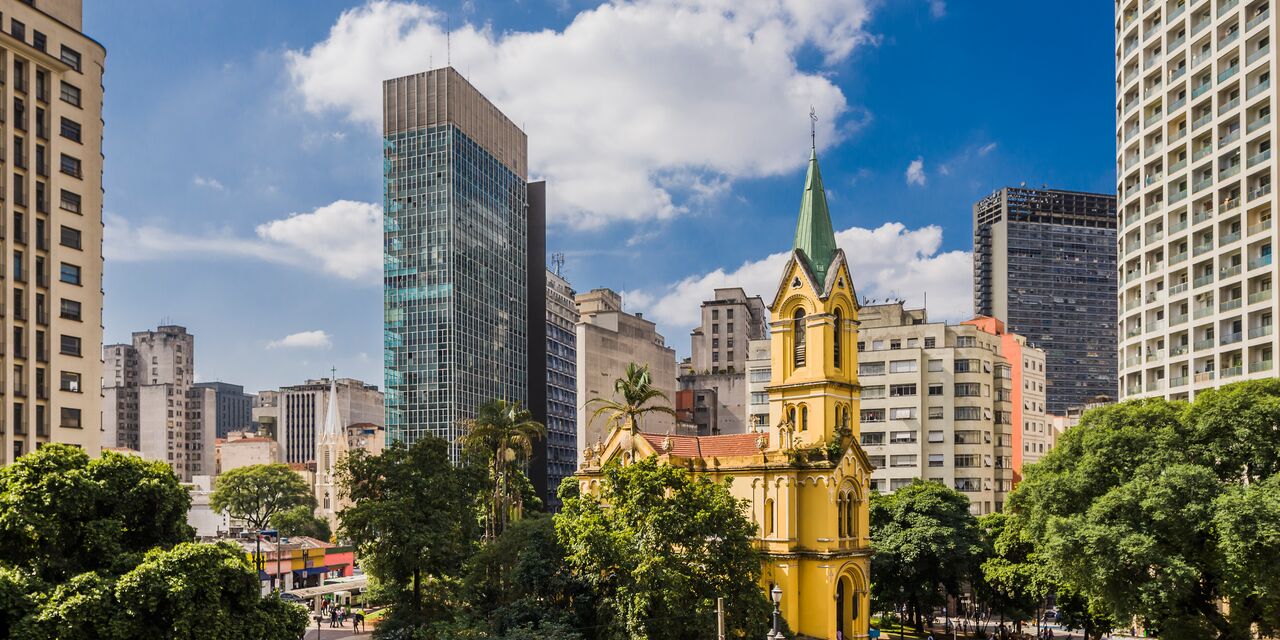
[{"left": 90, "top": 0, "right": 1118, "bottom": 394}]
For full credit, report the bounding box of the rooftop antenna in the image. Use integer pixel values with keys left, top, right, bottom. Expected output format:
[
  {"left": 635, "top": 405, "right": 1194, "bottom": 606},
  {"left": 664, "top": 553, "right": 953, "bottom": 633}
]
[
  {"left": 330, "top": 365, "right": 337, "bottom": 382},
  {"left": 809, "top": 105, "right": 817, "bottom": 151},
  {"left": 550, "top": 252, "right": 565, "bottom": 276},
  {"left": 446, "top": 13, "right": 451, "bottom": 67}
]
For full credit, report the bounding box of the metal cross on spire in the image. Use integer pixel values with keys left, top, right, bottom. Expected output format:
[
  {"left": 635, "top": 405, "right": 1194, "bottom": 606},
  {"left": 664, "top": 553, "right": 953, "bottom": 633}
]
[{"left": 810, "top": 106, "right": 817, "bottom": 150}]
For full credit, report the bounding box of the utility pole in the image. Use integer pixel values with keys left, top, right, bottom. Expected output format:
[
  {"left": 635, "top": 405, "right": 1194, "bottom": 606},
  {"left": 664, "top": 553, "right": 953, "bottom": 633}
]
[{"left": 716, "top": 597, "right": 725, "bottom": 640}]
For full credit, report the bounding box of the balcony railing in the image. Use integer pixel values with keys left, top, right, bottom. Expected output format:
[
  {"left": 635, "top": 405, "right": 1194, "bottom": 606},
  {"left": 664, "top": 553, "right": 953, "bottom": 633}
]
[
  {"left": 1195, "top": 337, "right": 1217, "bottom": 349},
  {"left": 1223, "top": 365, "right": 1244, "bottom": 378},
  {"left": 1219, "top": 30, "right": 1241, "bottom": 49},
  {"left": 1194, "top": 272, "right": 1216, "bottom": 287},
  {"left": 1170, "top": 375, "right": 1190, "bottom": 387},
  {"left": 1247, "top": 7, "right": 1271, "bottom": 31},
  {"left": 1221, "top": 297, "right": 1243, "bottom": 311},
  {"left": 1220, "top": 129, "right": 1242, "bottom": 147},
  {"left": 1171, "top": 188, "right": 1190, "bottom": 203},
  {"left": 1218, "top": 0, "right": 1240, "bottom": 17},
  {"left": 1194, "top": 241, "right": 1216, "bottom": 255},
  {"left": 1195, "top": 177, "right": 1215, "bottom": 192},
  {"left": 1170, "top": 281, "right": 1190, "bottom": 294},
  {"left": 1125, "top": 355, "right": 1143, "bottom": 367},
  {"left": 1221, "top": 164, "right": 1242, "bottom": 180},
  {"left": 1219, "top": 96, "right": 1242, "bottom": 115},
  {"left": 1193, "top": 16, "right": 1212, "bottom": 35},
  {"left": 1195, "top": 370, "right": 1217, "bottom": 383},
  {"left": 1249, "top": 324, "right": 1274, "bottom": 338},
  {"left": 1172, "top": 344, "right": 1190, "bottom": 355},
  {"left": 1249, "top": 359, "right": 1274, "bottom": 373},
  {"left": 1127, "top": 325, "right": 1144, "bottom": 337},
  {"left": 1218, "top": 64, "right": 1240, "bottom": 83},
  {"left": 1248, "top": 78, "right": 1272, "bottom": 98},
  {"left": 1250, "top": 183, "right": 1272, "bottom": 199},
  {"left": 1220, "top": 230, "right": 1242, "bottom": 245},
  {"left": 1222, "top": 196, "right": 1242, "bottom": 211},
  {"left": 1249, "top": 149, "right": 1272, "bottom": 167},
  {"left": 1195, "top": 304, "right": 1217, "bottom": 318},
  {"left": 1194, "top": 144, "right": 1215, "bottom": 161},
  {"left": 1148, "top": 230, "right": 1165, "bottom": 244},
  {"left": 1194, "top": 208, "right": 1214, "bottom": 224},
  {"left": 1170, "top": 4, "right": 1187, "bottom": 22},
  {"left": 1171, "top": 312, "right": 1190, "bottom": 325},
  {"left": 1249, "top": 289, "right": 1274, "bottom": 304},
  {"left": 1145, "top": 53, "right": 1163, "bottom": 70},
  {"left": 1248, "top": 44, "right": 1271, "bottom": 66},
  {"left": 1248, "top": 113, "right": 1271, "bottom": 133},
  {"left": 1221, "top": 263, "right": 1243, "bottom": 278},
  {"left": 1193, "top": 111, "right": 1214, "bottom": 129},
  {"left": 1192, "top": 80, "right": 1212, "bottom": 98},
  {"left": 1222, "top": 331, "right": 1243, "bottom": 345},
  {"left": 1170, "top": 219, "right": 1189, "bottom": 234},
  {"left": 1249, "top": 254, "right": 1273, "bottom": 270}
]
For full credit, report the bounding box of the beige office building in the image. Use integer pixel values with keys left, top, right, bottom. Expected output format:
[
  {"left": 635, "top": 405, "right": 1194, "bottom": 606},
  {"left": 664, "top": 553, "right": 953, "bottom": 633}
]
[
  {"left": 0, "top": 1, "right": 104, "bottom": 463},
  {"left": 575, "top": 288, "right": 677, "bottom": 462},
  {"left": 688, "top": 287, "right": 767, "bottom": 373},
  {"left": 855, "top": 303, "right": 1050, "bottom": 515},
  {"left": 252, "top": 377, "right": 383, "bottom": 465},
  {"left": 1116, "top": 0, "right": 1278, "bottom": 399}
]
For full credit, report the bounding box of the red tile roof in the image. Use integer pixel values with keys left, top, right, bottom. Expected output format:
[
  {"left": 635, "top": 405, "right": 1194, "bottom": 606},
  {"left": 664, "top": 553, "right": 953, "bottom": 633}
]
[{"left": 640, "top": 432, "right": 766, "bottom": 459}]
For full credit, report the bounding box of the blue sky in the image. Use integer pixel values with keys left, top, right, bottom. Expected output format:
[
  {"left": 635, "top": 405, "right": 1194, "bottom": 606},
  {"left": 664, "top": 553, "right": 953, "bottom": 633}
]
[{"left": 91, "top": 0, "right": 1116, "bottom": 394}]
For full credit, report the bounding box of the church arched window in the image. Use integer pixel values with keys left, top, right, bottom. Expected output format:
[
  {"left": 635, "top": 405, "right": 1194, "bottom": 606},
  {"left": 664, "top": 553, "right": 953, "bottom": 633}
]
[
  {"left": 764, "top": 498, "right": 775, "bottom": 536},
  {"left": 323, "top": 491, "right": 331, "bottom": 510},
  {"left": 793, "top": 309, "right": 807, "bottom": 367},
  {"left": 833, "top": 308, "right": 843, "bottom": 368},
  {"left": 800, "top": 405, "right": 809, "bottom": 431}
]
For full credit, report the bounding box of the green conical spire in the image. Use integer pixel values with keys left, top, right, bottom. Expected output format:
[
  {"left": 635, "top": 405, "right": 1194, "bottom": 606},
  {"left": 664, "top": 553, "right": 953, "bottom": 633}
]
[{"left": 793, "top": 148, "right": 838, "bottom": 286}]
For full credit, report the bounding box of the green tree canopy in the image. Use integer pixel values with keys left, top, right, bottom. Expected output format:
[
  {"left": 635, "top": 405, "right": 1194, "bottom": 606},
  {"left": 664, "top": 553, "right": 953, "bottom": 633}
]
[
  {"left": 338, "top": 435, "right": 484, "bottom": 628},
  {"left": 869, "top": 479, "right": 982, "bottom": 630},
  {"left": 0, "top": 444, "right": 192, "bottom": 582},
  {"left": 210, "top": 463, "right": 314, "bottom": 531},
  {"left": 586, "top": 362, "right": 678, "bottom": 435},
  {"left": 461, "top": 399, "right": 546, "bottom": 539},
  {"left": 1009, "top": 381, "right": 1280, "bottom": 640},
  {"left": 270, "top": 504, "right": 331, "bottom": 541},
  {"left": 555, "top": 458, "right": 769, "bottom": 640}
]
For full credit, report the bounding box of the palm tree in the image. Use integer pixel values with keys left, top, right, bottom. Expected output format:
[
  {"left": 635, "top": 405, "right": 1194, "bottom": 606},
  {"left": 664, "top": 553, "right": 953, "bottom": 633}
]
[
  {"left": 460, "top": 399, "right": 545, "bottom": 539},
  {"left": 587, "top": 362, "right": 678, "bottom": 436}
]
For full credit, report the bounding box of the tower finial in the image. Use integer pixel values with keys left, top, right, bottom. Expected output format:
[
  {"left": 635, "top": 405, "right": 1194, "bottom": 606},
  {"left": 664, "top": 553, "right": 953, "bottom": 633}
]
[{"left": 809, "top": 106, "right": 817, "bottom": 151}]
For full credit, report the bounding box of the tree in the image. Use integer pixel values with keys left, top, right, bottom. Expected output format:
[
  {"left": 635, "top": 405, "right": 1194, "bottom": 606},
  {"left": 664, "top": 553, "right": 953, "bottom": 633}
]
[
  {"left": 337, "top": 436, "right": 484, "bottom": 628},
  {"left": 0, "top": 444, "right": 192, "bottom": 582},
  {"left": 210, "top": 463, "right": 314, "bottom": 531},
  {"left": 1008, "top": 382, "right": 1280, "bottom": 640},
  {"left": 461, "top": 400, "right": 546, "bottom": 539},
  {"left": 586, "top": 362, "right": 678, "bottom": 436},
  {"left": 270, "top": 504, "right": 332, "bottom": 541},
  {"left": 869, "top": 479, "right": 982, "bottom": 631},
  {"left": 555, "top": 458, "right": 770, "bottom": 640}
]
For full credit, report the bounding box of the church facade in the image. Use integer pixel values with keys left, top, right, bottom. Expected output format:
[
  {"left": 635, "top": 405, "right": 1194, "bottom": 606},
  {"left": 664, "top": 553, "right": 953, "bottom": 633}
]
[{"left": 577, "top": 148, "right": 873, "bottom": 639}]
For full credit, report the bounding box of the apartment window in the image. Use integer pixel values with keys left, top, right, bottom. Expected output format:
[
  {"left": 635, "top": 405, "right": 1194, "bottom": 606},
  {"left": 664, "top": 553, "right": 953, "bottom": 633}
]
[
  {"left": 59, "top": 154, "right": 80, "bottom": 177},
  {"left": 727, "top": 309, "right": 734, "bottom": 319},
  {"left": 890, "top": 454, "right": 917, "bottom": 468},
  {"left": 869, "top": 479, "right": 884, "bottom": 493},
  {"left": 928, "top": 453, "right": 945, "bottom": 467},
  {"left": 868, "top": 455, "right": 886, "bottom": 468},
  {"left": 907, "top": 338, "right": 919, "bottom": 348},
  {"left": 928, "top": 406, "right": 944, "bottom": 419},
  {"left": 712, "top": 338, "right": 719, "bottom": 349},
  {"left": 60, "top": 46, "right": 82, "bottom": 72},
  {"left": 928, "top": 359, "right": 944, "bottom": 372},
  {"left": 872, "top": 340, "right": 886, "bottom": 350},
  {"left": 32, "top": 30, "right": 45, "bottom": 52},
  {"left": 955, "top": 383, "right": 982, "bottom": 397},
  {"left": 889, "top": 339, "right": 901, "bottom": 350},
  {"left": 924, "top": 337, "right": 936, "bottom": 348},
  {"left": 59, "top": 263, "right": 80, "bottom": 285},
  {"left": 889, "top": 383, "right": 917, "bottom": 397},
  {"left": 956, "top": 336, "right": 977, "bottom": 347},
  {"left": 928, "top": 383, "right": 944, "bottom": 396},
  {"left": 712, "top": 352, "right": 719, "bottom": 362},
  {"left": 59, "top": 371, "right": 80, "bottom": 392},
  {"left": 889, "top": 407, "right": 916, "bottom": 420},
  {"left": 59, "top": 226, "right": 81, "bottom": 250},
  {"left": 955, "top": 406, "right": 982, "bottom": 420},
  {"left": 928, "top": 430, "right": 945, "bottom": 443},
  {"left": 861, "top": 431, "right": 885, "bottom": 446},
  {"left": 59, "top": 189, "right": 81, "bottom": 214},
  {"left": 727, "top": 322, "right": 734, "bottom": 333},
  {"left": 890, "top": 478, "right": 913, "bottom": 491},
  {"left": 59, "top": 298, "right": 81, "bottom": 321},
  {"left": 955, "top": 454, "right": 981, "bottom": 468},
  {"left": 59, "top": 118, "right": 80, "bottom": 143},
  {"left": 60, "top": 407, "right": 82, "bottom": 429},
  {"left": 59, "top": 82, "right": 80, "bottom": 107},
  {"left": 711, "top": 310, "right": 719, "bottom": 320},
  {"left": 889, "top": 360, "right": 918, "bottom": 373},
  {"left": 750, "top": 392, "right": 768, "bottom": 404},
  {"left": 955, "top": 478, "right": 981, "bottom": 493},
  {"left": 749, "top": 369, "right": 771, "bottom": 382},
  {"left": 11, "top": 19, "right": 24, "bottom": 40},
  {"left": 59, "top": 334, "right": 81, "bottom": 357},
  {"left": 861, "top": 385, "right": 885, "bottom": 399},
  {"left": 859, "top": 361, "right": 885, "bottom": 376},
  {"left": 861, "top": 408, "right": 885, "bottom": 423},
  {"left": 954, "top": 359, "right": 980, "bottom": 373},
  {"left": 890, "top": 431, "right": 917, "bottom": 444}
]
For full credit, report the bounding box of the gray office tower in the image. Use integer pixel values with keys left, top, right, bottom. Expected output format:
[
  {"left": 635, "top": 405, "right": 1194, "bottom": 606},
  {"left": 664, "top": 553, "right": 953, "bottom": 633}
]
[
  {"left": 544, "top": 266, "right": 578, "bottom": 510},
  {"left": 193, "top": 382, "right": 254, "bottom": 438},
  {"left": 973, "top": 187, "right": 1118, "bottom": 415},
  {"left": 383, "top": 67, "right": 554, "bottom": 501}
]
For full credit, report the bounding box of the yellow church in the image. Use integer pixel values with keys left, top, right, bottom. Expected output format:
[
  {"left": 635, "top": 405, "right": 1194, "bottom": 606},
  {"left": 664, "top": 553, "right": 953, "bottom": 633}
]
[{"left": 577, "top": 145, "right": 873, "bottom": 639}]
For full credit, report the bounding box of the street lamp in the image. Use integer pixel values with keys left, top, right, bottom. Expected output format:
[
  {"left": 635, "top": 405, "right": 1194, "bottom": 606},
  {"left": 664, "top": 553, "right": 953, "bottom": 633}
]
[{"left": 767, "top": 584, "right": 783, "bottom": 640}]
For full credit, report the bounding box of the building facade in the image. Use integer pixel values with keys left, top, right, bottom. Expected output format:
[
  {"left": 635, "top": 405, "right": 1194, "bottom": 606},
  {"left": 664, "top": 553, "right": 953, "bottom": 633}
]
[
  {"left": 193, "top": 381, "right": 254, "bottom": 438},
  {"left": 855, "top": 303, "right": 1050, "bottom": 514},
  {"left": 745, "top": 338, "right": 771, "bottom": 431},
  {"left": 383, "top": 67, "right": 539, "bottom": 456},
  {"left": 216, "top": 432, "right": 279, "bottom": 474},
  {"left": 103, "top": 326, "right": 215, "bottom": 481},
  {"left": 1116, "top": 0, "right": 1277, "bottom": 401},
  {"left": 0, "top": 1, "right": 105, "bottom": 464},
  {"left": 578, "top": 147, "right": 872, "bottom": 639},
  {"left": 544, "top": 267, "right": 577, "bottom": 508},
  {"left": 253, "top": 377, "right": 383, "bottom": 465},
  {"left": 574, "top": 288, "right": 678, "bottom": 461},
  {"left": 689, "top": 287, "right": 768, "bottom": 373},
  {"left": 973, "top": 187, "right": 1117, "bottom": 414}
]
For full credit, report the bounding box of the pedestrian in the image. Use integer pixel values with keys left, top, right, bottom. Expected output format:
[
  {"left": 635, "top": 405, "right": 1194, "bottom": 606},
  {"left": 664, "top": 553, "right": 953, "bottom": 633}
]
[
  {"left": 330, "top": 607, "right": 338, "bottom": 628},
  {"left": 354, "top": 610, "right": 365, "bottom": 633}
]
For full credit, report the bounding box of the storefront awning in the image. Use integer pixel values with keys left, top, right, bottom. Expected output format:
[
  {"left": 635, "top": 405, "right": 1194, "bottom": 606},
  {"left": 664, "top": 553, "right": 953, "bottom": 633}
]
[{"left": 285, "top": 577, "right": 369, "bottom": 599}]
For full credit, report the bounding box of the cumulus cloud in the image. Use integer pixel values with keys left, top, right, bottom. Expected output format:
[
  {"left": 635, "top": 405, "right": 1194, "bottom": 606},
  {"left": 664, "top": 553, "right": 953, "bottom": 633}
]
[
  {"left": 905, "top": 157, "right": 926, "bottom": 186},
  {"left": 193, "top": 175, "right": 225, "bottom": 190},
  {"left": 978, "top": 142, "right": 998, "bottom": 156},
  {"left": 105, "top": 200, "right": 383, "bottom": 283},
  {"left": 928, "top": 0, "right": 946, "bottom": 18},
  {"left": 267, "top": 330, "right": 333, "bottom": 349},
  {"left": 625, "top": 222, "right": 973, "bottom": 338},
  {"left": 285, "top": 0, "right": 878, "bottom": 227}
]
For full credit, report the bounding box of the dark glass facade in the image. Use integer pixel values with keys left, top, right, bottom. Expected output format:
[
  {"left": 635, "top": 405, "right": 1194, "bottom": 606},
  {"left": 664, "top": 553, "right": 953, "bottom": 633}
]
[
  {"left": 973, "top": 188, "right": 1118, "bottom": 414},
  {"left": 545, "top": 269, "right": 577, "bottom": 510}
]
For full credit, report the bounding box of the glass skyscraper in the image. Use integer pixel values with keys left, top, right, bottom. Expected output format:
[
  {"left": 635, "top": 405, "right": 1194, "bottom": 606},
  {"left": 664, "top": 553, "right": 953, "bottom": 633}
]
[
  {"left": 973, "top": 187, "right": 1118, "bottom": 415},
  {"left": 383, "top": 68, "right": 532, "bottom": 453}
]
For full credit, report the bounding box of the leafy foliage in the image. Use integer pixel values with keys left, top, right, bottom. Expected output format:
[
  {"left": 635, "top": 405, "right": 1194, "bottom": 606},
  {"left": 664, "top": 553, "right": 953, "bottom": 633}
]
[
  {"left": 555, "top": 458, "right": 770, "bottom": 640},
  {"left": 460, "top": 399, "right": 546, "bottom": 539},
  {"left": 586, "top": 362, "right": 678, "bottom": 436},
  {"left": 210, "top": 463, "right": 314, "bottom": 530},
  {"left": 270, "top": 503, "right": 332, "bottom": 541}
]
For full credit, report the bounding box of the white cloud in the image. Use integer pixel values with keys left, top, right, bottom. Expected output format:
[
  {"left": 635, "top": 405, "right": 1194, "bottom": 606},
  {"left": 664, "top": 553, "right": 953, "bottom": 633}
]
[
  {"left": 928, "top": 0, "right": 946, "bottom": 18},
  {"left": 105, "top": 200, "right": 383, "bottom": 283},
  {"left": 905, "top": 157, "right": 926, "bottom": 186},
  {"left": 193, "top": 175, "right": 225, "bottom": 191},
  {"left": 267, "top": 330, "right": 333, "bottom": 350},
  {"left": 625, "top": 222, "right": 973, "bottom": 339},
  {"left": 285, "top": 0, "right": 878, "bottom": 228},
  {"left": 978, "top": 142, "right": 998, "bottom": 156}
]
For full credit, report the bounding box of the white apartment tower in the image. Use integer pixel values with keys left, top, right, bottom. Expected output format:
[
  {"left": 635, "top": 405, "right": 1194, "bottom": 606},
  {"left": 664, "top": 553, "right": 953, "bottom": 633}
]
[{"left": 1117, "top": 0, "right": 1277, "bottom": 399}]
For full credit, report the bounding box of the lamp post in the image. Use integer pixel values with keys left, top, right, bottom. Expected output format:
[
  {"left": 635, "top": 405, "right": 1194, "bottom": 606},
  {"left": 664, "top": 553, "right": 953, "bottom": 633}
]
[{"left": 767, "top": 584, "right": 783, "bottom": 639}]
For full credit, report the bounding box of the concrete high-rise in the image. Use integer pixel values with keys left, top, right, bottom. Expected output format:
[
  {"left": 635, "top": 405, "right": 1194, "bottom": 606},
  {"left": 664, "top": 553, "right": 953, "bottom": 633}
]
[
  {"left": 544, "top": 267, "right": 577, "bottom": 509},
  {"left": 575, "top": 288, "right": 678, "bottom": 461},
  {"left": 973, "top": 187, "right": 1118, "bottom": 414},
  {"left": 103, "top": 326, "right": 215, "bottom": 481},
  {"left": 252, "top": 377, "right": 383, "bottom": 465},
  {"left": 0, "top": 1, "right": 104, "bottom": 463},
  {"left": 383, "top": 67, "right": 545, "bottom": 459},
  {"left": 1116, "top": 0, "right": 1277, "bottom": 401},
  {"left": 193, "top": 381, "right": 253, "bottom": 438},
  {"left": 688, "top": 288, "right": 767, "bottom": 374}
]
